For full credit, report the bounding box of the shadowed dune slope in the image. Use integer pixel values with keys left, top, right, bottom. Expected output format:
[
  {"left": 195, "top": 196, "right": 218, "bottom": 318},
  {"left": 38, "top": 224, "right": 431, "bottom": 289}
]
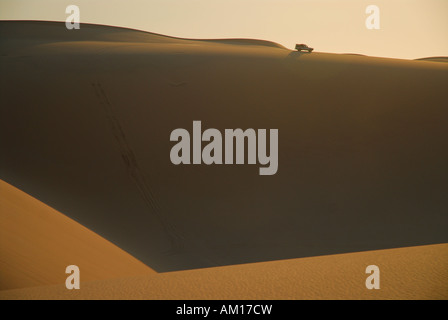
[
  {"left": 1, "top": 21, "right": 447, "bottom": 272},
  {"left": 0, "top": 179, "right": 153, "bottom": 290},
  {"left": 1, "top": 244, "right": 447, "bottom": 300}
]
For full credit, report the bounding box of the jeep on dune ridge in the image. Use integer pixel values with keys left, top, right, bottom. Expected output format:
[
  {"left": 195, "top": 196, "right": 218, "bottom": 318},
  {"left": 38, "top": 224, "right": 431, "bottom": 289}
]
[{"left": 295, "top": 44, "right": 313, "bottom": 52}]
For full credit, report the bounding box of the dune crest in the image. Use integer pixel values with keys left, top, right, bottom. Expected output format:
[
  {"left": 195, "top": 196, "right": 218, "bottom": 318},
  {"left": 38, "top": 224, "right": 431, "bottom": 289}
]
[
  {"left": 0, "top": 20, "right": 286, "bottom": 49},
  {"left": 0, "top": 179, "right": 154, "bottom": 290},
  {"left": 415, "top": 56, "right": 448, "bottom": 63},
  {"left": 1, "top": 244, "right": 447, "bottom": 300}
]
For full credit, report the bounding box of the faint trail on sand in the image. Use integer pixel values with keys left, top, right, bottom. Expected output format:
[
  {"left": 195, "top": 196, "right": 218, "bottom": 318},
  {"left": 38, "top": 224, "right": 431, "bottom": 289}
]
[{"left": 92, "top": 81, "right": 184, "bottom": 256}]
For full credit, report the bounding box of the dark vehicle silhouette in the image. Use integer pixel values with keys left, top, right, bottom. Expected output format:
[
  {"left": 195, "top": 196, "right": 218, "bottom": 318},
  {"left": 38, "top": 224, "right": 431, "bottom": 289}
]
[{"left": 295, "top": 44, "right": 313, "bottom": 52}]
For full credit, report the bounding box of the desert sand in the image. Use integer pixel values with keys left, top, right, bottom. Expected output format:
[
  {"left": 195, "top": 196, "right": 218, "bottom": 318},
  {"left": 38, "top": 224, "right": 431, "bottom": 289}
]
[
  {"left": 0, "top": 21, "right": 447, "bottom": 299},
  {"left": 1, "top": 177, "right": 446, "bottom": 299},
  {"left": 0, "top": 179, "right": 153, "bottom": 290},
  {"left": 415, "top": 57, "right": 448, "bottom": 63},
  {"left": 1, "top": 243, "right": 447, "bottom": 300},
  {"left": 1, "top": 21, "right": 447, "bottom": 272}
]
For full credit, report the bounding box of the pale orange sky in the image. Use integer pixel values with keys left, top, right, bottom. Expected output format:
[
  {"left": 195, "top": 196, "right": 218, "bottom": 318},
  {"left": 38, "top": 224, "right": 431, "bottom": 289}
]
[{"left": 1, "top": 0, "right": 447, "bottom": 59}]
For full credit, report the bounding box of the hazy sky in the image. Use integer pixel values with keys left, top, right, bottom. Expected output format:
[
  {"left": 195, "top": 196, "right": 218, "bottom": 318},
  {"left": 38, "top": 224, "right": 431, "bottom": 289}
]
[{"left": 1, "top": 0, "right": 447, "bottom": 59}]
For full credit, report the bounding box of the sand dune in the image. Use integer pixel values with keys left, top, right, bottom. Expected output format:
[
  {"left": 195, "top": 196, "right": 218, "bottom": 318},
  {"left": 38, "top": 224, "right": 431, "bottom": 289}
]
[
  {"left": 415, "top": 57, "right": 448, "bottom": 63},
  {"left": 1, "top": 244, "right": 447, "bottom": 300},
  {"left": 0, "top": 179, "right": 153, "bottom": 290},
  {"left": 1, "top": 21, "right": 447, "bottom": 274}
]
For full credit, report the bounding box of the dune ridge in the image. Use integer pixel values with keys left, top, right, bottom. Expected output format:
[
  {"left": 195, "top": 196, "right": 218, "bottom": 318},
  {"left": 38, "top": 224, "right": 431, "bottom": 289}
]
[
  {"left": 0, "top": 179, "right": 154, "bottom": 290},
  {"left": 0, "top": 20, "right": 287, "bottom": 49},
  {"left": 1, "top": 243, "right": 447, "bottom": 300},
  {"left": 415, "top": 57, "right": 448, "bottom": 63}
]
